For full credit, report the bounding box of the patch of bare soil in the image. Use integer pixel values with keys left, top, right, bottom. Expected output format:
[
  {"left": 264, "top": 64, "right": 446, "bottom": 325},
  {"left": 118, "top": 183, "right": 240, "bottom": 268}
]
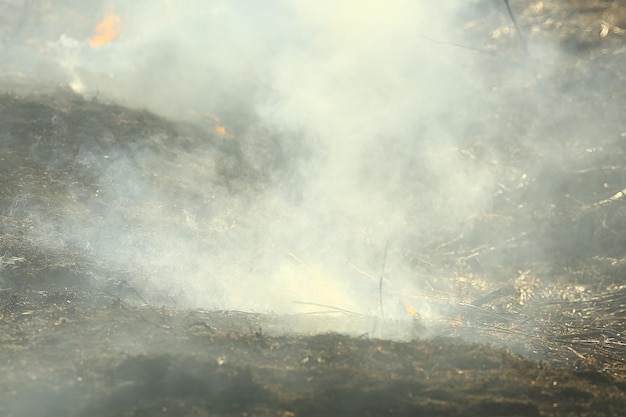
[{"left": 2, "top": 0, "right": 626, "bottom": 416}]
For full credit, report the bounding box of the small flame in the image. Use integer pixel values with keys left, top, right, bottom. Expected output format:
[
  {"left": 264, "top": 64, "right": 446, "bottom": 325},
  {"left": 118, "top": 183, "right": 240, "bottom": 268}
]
[
  {"left": 403, "top": 300, "right": 419, "bottom": 318},
  {"left": 214, "top": 125, "right": 233, "bottom": 139},
  {"left": 89, "top": 11, "right": 122, "bottom": 47}
]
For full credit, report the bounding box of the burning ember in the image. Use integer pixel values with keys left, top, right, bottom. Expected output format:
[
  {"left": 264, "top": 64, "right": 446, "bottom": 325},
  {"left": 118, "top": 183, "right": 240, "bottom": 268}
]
[
  {"left": 89, "top": 11, "right": 122, "bottom": 47},
  {"left": 403, "top": 300, "right": 420, "bottom": 318},
  {"left": 214, "top": 124, "right": 233, "bottom": 139}
]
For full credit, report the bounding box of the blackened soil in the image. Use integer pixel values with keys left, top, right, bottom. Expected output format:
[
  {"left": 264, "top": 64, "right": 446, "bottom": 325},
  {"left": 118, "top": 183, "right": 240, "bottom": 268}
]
[
  {"left": 3, "top": 1, "right": 626, "bottom": 416},
  {"left": 3, "top": 289, "right": 626, "bottom": 417}
]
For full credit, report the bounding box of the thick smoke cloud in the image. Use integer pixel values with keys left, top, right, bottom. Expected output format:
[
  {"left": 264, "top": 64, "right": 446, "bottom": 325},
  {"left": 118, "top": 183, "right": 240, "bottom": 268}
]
[{"left": 2, "top": 1, "right": 551, "bottom": 324}]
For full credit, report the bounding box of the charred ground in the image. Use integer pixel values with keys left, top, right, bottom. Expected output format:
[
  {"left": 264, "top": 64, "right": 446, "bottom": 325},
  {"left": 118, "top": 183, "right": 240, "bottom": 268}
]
[{"left": 3, "top": 1, "right": 626, "bottom": 416}]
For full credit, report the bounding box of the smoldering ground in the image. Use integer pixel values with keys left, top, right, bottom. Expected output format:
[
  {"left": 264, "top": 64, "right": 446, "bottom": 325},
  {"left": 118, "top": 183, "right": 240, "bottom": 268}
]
[
  {"left": 4, "top": 1, "right": 626, "bottom": 416},
  {"left": 2, "top": 0, "right": 626, "bottom": 344},
  {"left": 3, "top": 1, "right": 622, "bottom": 324},
  {"left": 1, "top": 0, "right": 501, "bottom": 319}
]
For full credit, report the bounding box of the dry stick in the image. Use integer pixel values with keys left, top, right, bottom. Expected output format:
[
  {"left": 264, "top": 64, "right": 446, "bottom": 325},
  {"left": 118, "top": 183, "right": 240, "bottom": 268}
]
[
  {"left": 503, "top": 0, "right": 539, "bottom": 78},
  {"left": 420, "top": 34, "right": 498, "bottom": 56},
  {"left": 292, "top": 301, "right": 364, "bottom": 317},
  {"left": 504, "top": 0, "right": 530, "bottom": 58},
  {"left": 378, "top": 241, "right": 389, "bottom": 320}
]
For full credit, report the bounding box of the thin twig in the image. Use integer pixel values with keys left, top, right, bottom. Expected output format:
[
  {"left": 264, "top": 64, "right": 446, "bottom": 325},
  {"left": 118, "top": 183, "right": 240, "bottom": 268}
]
[
  {"left": 292, "top": 301, "right": 364, "bottom": 317},
  {"left": 503, "top": 0, "right": 539, "bottom": 78},
  {"left": 504, "top": 0, "right": 530, "bottom": 58},
  {"left": 421, "top": 34, "right": 498, "bottom": 56},
  {"left": 379, "top": 241, "right": 389, "bottom": 320}
]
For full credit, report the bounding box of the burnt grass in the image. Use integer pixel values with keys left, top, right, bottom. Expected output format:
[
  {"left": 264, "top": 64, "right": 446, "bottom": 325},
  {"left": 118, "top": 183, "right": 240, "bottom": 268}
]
[
  {"left": 4, "top": 296, "right": 626, "bottom": 417},
  {"left": 3, "top": 1, "right": 626, "bottom": 416}
]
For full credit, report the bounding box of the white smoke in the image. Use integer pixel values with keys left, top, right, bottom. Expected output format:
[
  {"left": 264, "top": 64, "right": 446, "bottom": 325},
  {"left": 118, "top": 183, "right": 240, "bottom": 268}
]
[{"left": 2, "top": 0, "right": 535, "bottom": 323}]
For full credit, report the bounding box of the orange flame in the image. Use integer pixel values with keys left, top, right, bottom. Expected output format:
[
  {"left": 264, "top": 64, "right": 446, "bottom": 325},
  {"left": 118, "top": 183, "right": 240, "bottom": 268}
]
[
  {"left": 403, "top": 300, "right": 419, "bottom": 318},
  {"left": 89, "top": 11, "right": 122, "bottom": 47},
  {"left": 214, "top": 125, "right": 233, "bottom": 139}
]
